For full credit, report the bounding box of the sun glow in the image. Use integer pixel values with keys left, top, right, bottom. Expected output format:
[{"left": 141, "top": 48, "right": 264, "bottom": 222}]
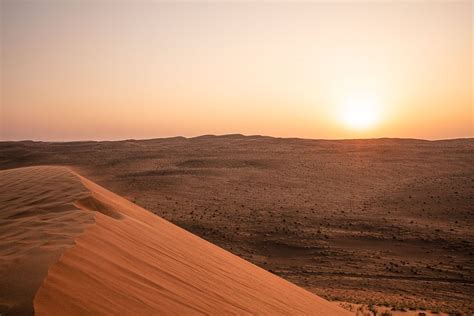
[{"left": 338, "top": 94, "right": 381, "bottom": 130}]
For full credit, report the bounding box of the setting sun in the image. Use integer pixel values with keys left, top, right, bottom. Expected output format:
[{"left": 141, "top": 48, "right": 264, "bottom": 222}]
[{"left": 338, "top": 94, "right": 381, "bottom": 130}]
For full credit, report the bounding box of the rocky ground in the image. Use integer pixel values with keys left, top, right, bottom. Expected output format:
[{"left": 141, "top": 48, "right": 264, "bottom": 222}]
[{"left": 1, "top": 135, "right": 473, "bottom": 313}]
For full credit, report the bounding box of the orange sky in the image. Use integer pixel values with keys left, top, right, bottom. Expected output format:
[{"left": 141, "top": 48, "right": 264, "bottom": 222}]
[{"left": 1, "top": 1, "right": 472, "bottom": 141}]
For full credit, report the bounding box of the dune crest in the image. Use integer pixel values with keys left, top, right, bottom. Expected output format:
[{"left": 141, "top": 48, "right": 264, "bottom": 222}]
[
  {"left": 1, "top": 166, "right": 349, "bottom": 315},
  {"left": 0, "top": 166, "right": 95, "bottom": 314}
]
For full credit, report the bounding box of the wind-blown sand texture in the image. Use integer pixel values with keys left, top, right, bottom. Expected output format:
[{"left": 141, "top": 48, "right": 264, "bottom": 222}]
[
  {"left": 0, "top": 166, "right": 95, "bottom": 314},
  {"left": 0, "top": 166, "right": 350, "bottom": 315}
]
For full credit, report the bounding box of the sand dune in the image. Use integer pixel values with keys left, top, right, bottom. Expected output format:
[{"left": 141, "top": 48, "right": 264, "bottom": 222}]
[
  {"left": 0, "top": 166, "right": 95, "bottom": 314},
  {"left": 0, "top": 166, "right": 350, "bottom": 315}
]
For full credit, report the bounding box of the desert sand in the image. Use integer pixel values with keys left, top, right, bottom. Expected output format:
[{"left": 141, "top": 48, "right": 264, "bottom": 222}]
[
  {"left": 0, "top": 165, "right": 350, "bottom": 315},
  {"left": 0, "top": 166, "right": 95, "bottom": 314},
  {"left": 1, "top": 135, "right": 473, "bottom": 314}
]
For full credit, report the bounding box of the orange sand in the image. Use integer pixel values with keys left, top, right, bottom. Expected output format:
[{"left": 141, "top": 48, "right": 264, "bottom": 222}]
[{"left": 1, "top": 166, "right": 350, "bottom": 315}]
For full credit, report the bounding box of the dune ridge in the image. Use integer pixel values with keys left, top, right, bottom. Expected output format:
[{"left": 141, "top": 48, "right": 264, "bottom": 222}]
[
  {"left": 1, "top": 166, "right": 349, "bottom": 315},
  {"left": 0, "top": 166, "right": 95, "bottom": 314}
]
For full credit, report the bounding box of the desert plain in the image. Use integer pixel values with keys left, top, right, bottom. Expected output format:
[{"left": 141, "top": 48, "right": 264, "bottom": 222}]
[{"left": 0, "top": 135, "right": 473, "bottom": 314}]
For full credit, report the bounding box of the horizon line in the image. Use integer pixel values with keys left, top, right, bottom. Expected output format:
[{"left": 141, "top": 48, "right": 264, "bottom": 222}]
[{"left": 1, "top": 133, "right": 473, "bottom": 143}]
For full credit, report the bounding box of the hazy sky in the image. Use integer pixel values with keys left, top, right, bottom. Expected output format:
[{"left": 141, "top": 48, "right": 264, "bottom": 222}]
[{"left": 1, "top": 1, "right": 472, "bottom": 141}]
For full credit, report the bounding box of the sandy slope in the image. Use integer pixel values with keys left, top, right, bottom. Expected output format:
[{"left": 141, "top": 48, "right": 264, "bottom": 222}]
[
  {"left": 0, "top": 166, "right": 349, "bottom": 315},
  {"left": 0, "top": 166, "right": 95, "bottom": 314}
]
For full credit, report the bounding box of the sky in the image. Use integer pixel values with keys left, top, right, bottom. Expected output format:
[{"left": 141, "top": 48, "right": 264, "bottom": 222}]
[{"left": 1, "top": 1, "right": 472, "bottom": 141}]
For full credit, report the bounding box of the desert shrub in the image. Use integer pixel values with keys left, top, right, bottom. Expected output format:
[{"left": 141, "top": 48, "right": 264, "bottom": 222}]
[{"left": 368, "top": 305, "right": 377, "bottom": 315}]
